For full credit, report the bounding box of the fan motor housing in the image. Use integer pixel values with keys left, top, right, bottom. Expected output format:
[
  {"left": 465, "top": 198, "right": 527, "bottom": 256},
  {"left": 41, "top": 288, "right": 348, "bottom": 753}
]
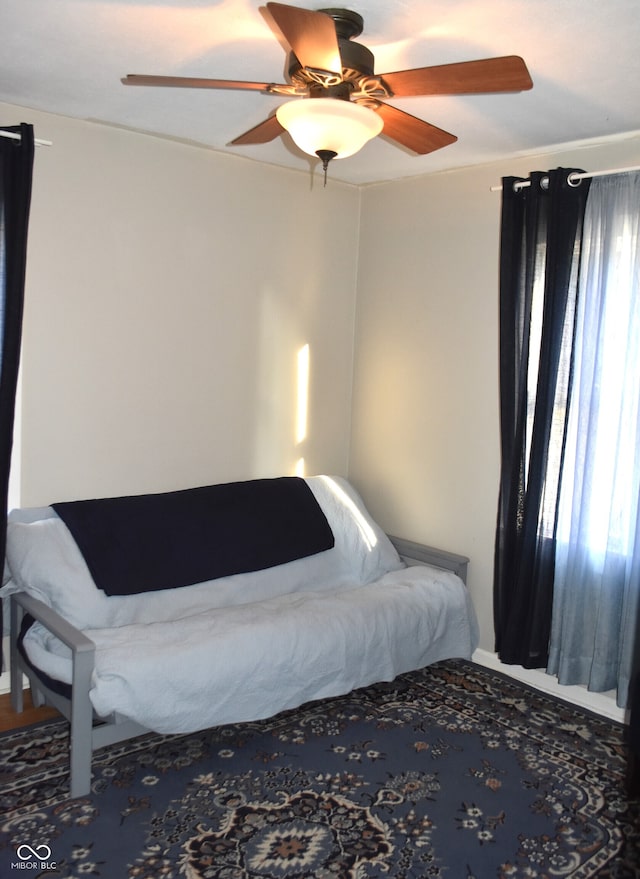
[{"left": 318, "top": 8, "right": 364, "bottom": 40}]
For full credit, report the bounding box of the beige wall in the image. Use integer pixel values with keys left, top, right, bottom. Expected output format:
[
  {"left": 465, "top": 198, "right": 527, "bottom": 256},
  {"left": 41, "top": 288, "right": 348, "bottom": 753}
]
[
  {"left": 350, "top": 133, "right": 640, "bottom": 652},
  {"left": 0, "top": 104, "right": 361, "bottom": 504},
  {"left": 3, "top": 101, "right": 639, "bottom": 656}
]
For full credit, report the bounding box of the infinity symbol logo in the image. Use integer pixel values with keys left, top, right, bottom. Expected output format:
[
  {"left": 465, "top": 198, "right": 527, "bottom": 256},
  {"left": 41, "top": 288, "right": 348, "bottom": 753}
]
[{"left": 16, "top": 844, "right": 52, "bottom": 861}]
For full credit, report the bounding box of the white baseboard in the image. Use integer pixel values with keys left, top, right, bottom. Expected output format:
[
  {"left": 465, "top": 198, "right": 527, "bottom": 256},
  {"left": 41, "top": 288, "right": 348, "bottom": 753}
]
[{"left": 472, "top": 648, "right": 627, "bottom": 724}]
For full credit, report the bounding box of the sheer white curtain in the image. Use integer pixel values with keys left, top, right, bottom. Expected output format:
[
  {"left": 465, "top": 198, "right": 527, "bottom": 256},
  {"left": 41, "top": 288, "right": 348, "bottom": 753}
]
[{"left": 548, "top": 171, "right": 640, "bottom": 707}]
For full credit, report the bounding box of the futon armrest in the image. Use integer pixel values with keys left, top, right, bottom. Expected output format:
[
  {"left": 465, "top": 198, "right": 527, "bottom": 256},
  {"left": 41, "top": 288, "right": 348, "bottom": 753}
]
[
  {"left": 10, "top": 592, "right": 96, "bottom": 717},
  {"left": 9, "top": 592, "right": 100, "bottom": 799},
  {"left": 10, "top": 591, "right": 95, "bottom": 656},
  {"left": 388, "top": 536, "right": 470, "bottom": 584}
]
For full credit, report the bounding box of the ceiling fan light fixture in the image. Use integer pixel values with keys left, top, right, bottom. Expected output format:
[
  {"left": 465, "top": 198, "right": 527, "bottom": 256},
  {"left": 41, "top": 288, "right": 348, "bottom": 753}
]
[
  {"left": 275, "top": 97, "right": 383, "bottom": 160},
  {"left": 123, "top": 5, "right": 533, "bottom": 174}
]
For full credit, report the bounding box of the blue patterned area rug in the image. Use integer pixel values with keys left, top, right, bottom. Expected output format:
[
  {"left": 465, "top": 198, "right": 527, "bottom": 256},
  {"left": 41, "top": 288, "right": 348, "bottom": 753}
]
[{"left": 0, "top": 659, "right": 638, "bottom": 878}]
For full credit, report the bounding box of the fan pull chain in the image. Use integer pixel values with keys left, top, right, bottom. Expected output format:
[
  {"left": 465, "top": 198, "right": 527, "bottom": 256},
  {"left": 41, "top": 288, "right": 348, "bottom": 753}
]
[{"left": 316, "top": 149, "right": 337, "bottom": 187}]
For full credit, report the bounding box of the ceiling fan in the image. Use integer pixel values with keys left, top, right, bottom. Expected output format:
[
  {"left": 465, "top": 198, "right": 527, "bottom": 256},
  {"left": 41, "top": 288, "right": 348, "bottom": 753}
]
[{"left": 122, "top": 2, "right": 533, "bottom": 179}]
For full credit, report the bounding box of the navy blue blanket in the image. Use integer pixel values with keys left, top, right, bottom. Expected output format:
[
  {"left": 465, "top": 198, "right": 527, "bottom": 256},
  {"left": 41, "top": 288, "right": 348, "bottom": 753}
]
[{"left": 52, "top": 477, "right": 334, "bottom": 596}]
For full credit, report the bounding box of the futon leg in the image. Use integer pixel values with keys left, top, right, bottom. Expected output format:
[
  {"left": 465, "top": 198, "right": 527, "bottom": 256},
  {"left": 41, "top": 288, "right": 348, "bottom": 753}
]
[
  {"left": 69, "top": 730, "right": 93, "bottom": 799},
  {"left": 30, "top": 685, "right": 46, "bottom": 707},
  {"left": 68, "top": 644, "right": 94, "bottom": 798},
  {"left": 9, "top": 598, "right": 24, "bottom": 714},
  {"left": 9, "top": 592, "right": 98, "bottom": 799}
]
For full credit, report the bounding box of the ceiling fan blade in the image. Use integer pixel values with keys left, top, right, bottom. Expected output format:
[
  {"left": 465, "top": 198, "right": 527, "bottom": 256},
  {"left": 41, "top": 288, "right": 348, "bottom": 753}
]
[
  {"left": 380, "top": 56, "right": 533, "bottom": 97},
  {"left": 229, "top": 115, "right": 285, "bottom": 146},
  {"left": 122, "top": 74, "right": 278, "bottom": 92},
  {"left": 375, "top": 103, "right": 457, "bottom": 154},
  {"left": 265, "top": 2, "right": 342, "bottom": 74}
]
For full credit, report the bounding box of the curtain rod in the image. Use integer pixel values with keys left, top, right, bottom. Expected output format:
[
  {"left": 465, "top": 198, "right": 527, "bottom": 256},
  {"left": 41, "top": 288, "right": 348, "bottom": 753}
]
[
  {"left": 0, "top": 129, "right": 52, "bottom": 147},
  {"left": 490, "top": 164, "right": 640, "bottom": 192}
]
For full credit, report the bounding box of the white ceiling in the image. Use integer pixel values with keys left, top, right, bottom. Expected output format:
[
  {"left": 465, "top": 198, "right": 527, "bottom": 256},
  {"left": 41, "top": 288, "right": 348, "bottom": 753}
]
[{"left": 2, "top": 0, "right": 640, "bottom": 185}]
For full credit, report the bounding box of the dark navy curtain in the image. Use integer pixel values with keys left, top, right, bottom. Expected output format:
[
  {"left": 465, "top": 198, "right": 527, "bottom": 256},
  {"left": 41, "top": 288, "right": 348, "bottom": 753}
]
[
  {"left": 0, "top": 123, "right": 35, "bottom": 670},
  {"left": 493, "top": 169, "right": 590, "bottom": 668}
]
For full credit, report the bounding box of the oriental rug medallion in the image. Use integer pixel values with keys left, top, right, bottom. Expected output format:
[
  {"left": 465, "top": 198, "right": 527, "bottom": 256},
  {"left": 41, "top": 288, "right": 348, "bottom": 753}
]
[{"left": 0, "top": 660, "right": 638, "bottom": 878}]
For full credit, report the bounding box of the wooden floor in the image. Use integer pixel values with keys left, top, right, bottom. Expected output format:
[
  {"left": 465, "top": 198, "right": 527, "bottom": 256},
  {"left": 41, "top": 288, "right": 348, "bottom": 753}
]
[{"left": 0, "top": 690, "right": 60, "bottom": 732}]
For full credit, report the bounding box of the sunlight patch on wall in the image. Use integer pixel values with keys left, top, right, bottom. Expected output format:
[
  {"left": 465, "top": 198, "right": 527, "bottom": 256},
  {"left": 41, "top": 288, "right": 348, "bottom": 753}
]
[
  {"left": 296, "top": 343, "right": 310, "bottom": 445},
  {"left": 293, "top": 345, "right": 310, "bottom": 477}
]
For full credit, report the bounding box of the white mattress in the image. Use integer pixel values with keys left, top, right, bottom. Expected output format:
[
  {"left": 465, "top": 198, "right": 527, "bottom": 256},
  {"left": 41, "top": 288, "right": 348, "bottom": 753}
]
[{"left": 22, "top": 564, "right": 478, "bottom": 734}]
